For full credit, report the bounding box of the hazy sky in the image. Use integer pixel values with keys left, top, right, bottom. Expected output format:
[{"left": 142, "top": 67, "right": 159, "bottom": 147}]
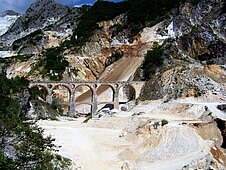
[{"left": 0, "top": 0, "right": 123, "bottom": 13}]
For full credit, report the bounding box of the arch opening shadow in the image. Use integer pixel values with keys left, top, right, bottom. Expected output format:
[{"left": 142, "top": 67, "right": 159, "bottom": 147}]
[
  {"left": 119, "top": 84, "right": 136, "bottom": 105},
  {"left": 97, "top": 84, "right": 115, "bottom": 112},
  {"left": 30, "top": 85, "right": 48, "bottom": 101}
]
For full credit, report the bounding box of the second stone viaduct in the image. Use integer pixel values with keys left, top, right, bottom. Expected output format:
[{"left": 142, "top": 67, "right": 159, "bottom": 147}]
[{"left": 29, "top": 81, "right": 145, "bottom": 118}]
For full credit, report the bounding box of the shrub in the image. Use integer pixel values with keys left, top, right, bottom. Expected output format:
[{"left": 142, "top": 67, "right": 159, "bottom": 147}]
[
  {"left": 13, "top": 54, "right": 33, "bottom": 62},
  {"left": 161, "top": 119, "right": 168, "bottom": 126},
  {"left": 30, "top": 86, "right": 46, "bottom": 100},
  {"left": 105, "top": 51, "right": 123, "bottom": 66},
  {"left": 50, "top": 98, "right": 64, "bottom": 115},
  {"left": 195, "top": 90, "right": 202, "bottom": 97},
  {"left": 153, "top": 122, "right": 160, "bottom": 129}
]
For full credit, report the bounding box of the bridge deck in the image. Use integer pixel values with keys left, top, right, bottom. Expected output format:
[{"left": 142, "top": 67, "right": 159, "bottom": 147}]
[{"left": 30, "top": 81, "right": 145, "bottom": 84}]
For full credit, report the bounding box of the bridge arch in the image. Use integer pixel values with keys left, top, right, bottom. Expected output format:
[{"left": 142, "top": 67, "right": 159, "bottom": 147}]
[
  {"left": 50, "top": 84, "right": 72, "bottom": 114},
  {"left": 74, "top": 84, "right": 94, "bottom": 102},
  {"left": 51, "top": 84, "right": 72, "bottom": 95},
  {"left": 97, "top": 84, "right": 115, "bottom": 102},
  {"left": 51, "top": 84, "right": 71, "bottom": 102},
  {"left": 30, "top": 84, "right": 50, "bottom": 95},
  {"left": 29, "top": 81, "right": 145, "bottom": 117},
  {"left": 118, "top": 84, "right": 136, "bottom": 103},
  {"left": 29, "top": 84, "right": 51, "bottom": 103}
]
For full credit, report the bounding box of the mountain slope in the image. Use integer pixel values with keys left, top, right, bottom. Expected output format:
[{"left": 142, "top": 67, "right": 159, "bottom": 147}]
[
  {"left": 0, "top": 0, "right": 71, "bottom": 45},
  {"left": 0, "top": 10, "right": 20, "bottom": 36},
  {"left": 138, "top": 0, "right": 226, "bottom": 101}
]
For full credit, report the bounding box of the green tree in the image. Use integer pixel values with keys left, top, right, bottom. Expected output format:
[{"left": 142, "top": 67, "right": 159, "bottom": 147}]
[
  {"left": 42, "top": 47, "right": 69, "bottom": 80},
  {"left": 0, "top": 73, "right": 71, "bottom": 169}
]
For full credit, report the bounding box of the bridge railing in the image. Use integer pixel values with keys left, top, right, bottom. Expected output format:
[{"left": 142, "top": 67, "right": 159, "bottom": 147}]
[{"left": 29, "top": 80, "right": 145, "bottom": 84}]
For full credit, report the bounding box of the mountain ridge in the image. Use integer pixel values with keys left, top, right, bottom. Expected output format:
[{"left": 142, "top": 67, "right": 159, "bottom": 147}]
[
  {"left": 0, "top": 0, "right": 72, "bottom": 45},
  {"left": 0, "top": 10, "right": 20, "bottom": 38},
  {"left": 0, "top": 10, "right": 20, "bottom": 17}
]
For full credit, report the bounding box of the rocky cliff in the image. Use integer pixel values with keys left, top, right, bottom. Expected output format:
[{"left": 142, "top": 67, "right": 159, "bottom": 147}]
[
  {"left": 0, "top": 0, "right": 79, "bottom": 49},
  {"left": 0, "top": 0, "right": 225, "bottom": 99},
  {"left": 0, "top": 10, "right": 20, "bottom": 37},
  {"left": 138, "top": 0, "right": 226, "bottom": 101}
]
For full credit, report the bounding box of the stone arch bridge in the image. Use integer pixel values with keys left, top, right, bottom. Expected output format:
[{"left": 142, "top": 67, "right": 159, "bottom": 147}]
[{"left": 29, "top": 81, "right": 145, "bottom": 118}]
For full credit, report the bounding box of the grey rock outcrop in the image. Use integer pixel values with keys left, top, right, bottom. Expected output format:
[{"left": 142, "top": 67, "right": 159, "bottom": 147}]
[
  {"left": 140, "top": 0, "right": 226, "bottom": 100},
  {"left": 0, "top": 0, "right": 70, "bottom": 44}
]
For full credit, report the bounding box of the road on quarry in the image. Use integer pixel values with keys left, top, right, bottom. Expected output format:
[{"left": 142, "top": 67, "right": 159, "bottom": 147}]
[
  {"left": 178, "top": 100, "right": 226, "bottom": 120},
  {"left": 39, "top": 121, "right": 130, "bottom": 170}
]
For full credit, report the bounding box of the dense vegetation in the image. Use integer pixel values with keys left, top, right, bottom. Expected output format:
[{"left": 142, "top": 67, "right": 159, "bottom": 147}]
[
  {"left": 105, "top": 51, "right": 122, "bottom": 66},
  {"left": 63, "top": 0, "right": 128, "bottom": 47},
  {"left": 142, "top": 45, "right": 164, "bottom": 80},
  {"left": 127, "top": 0, "right": 184, "bottom": 35},
  {"left": 12, "top": 29, "right": 43, "bottom": 51},
  {"left": 30, "top": 86, "right": 64, "bottom": 119},
  {"left": 43, "top": 47, "right": 69, "bottom": 80},
  {"left": 29, "top": 47, "right": 69, "bottom": 80},
  {"left": 62, "top": 0, "right": 191, "bottom": 46},
  {"left": 0, "top": 73, "right": 70, "bottom": 169}
]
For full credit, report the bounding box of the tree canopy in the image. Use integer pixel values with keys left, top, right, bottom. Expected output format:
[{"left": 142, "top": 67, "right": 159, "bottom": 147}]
[{"left": 0, "top": 73, "right": 70, "bottom": 169}]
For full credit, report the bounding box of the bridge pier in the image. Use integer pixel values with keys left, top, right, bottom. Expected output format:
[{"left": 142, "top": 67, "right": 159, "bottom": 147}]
[
  {"left": 69, "top": 94, "right": 76, "bottom": 117},
  {"left": 114, "top": 89, "right": 119, "bottom": 110},
  {"left": 92, "top": 91, "right": 98, "bottom": 118}
]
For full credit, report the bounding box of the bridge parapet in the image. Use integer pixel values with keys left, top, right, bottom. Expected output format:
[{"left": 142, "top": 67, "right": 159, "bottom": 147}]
[{"left": 29, "top": 80, "right": 144, "bottom": 84}]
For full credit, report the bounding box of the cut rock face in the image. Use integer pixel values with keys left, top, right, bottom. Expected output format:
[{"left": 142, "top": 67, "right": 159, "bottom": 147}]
[{"left": 215, "top": 118, "right": 226, "bottom": 149}]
